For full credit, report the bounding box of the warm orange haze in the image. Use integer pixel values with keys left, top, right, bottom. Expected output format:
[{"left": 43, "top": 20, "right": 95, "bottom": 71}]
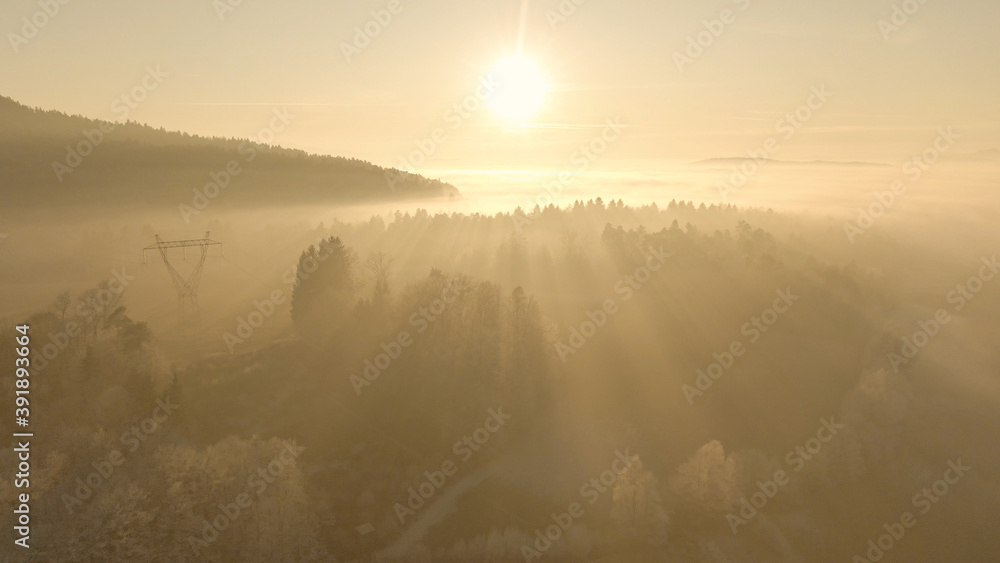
[{"left": 1, "top": 0, "right": 999, "bottom": 561}]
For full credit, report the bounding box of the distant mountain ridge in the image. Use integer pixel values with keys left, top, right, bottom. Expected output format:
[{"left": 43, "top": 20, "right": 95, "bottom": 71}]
[
  {"left": 695, "top": 150, "right": 1000, "bottom": 167},
  {"left": 949, "top": 148, "right": 1000, "bottom": 162},
  {"left": 0, "top": 96, "right": 459, "bottom": 211},
  {"left": 693, "top": 157, "right": 891, "bottom": 167}
]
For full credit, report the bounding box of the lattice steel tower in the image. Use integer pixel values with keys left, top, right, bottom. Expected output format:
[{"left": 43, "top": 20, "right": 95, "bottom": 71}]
[{"left": 143, "top": 232, "right": 223, "bottom": 314}]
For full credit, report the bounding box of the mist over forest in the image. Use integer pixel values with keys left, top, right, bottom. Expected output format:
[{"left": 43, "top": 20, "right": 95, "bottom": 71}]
[
  {"left": 3, "top": 0, "right": 1000, "bottom": 560},
  {"left": 1, "top": 139, "right": 999, "bottom": 560}
]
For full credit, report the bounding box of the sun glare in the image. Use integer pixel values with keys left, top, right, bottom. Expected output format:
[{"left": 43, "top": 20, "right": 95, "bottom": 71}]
[{"left": 488, "top": 56, "right": 547, "bottom": 123}]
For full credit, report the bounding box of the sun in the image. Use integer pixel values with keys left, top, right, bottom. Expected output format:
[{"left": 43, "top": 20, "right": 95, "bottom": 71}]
[{"left": 488, "top": 56, "right": 547, "bottom": 123}]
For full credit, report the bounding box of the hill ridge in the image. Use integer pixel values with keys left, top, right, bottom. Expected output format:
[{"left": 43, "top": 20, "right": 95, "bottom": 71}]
[{"left": 0, "top": 95, "right": 459, "bottom": 211}]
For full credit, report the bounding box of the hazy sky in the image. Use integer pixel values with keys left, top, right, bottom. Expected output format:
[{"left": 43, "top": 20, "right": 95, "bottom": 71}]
[{"left": 3, "top": 0, "right": 999, "bottom": 172}]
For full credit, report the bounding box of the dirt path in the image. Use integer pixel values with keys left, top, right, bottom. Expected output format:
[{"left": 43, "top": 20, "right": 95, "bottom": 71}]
[{"left": 376, "top": 459, "right": 503, "bottom": 558}]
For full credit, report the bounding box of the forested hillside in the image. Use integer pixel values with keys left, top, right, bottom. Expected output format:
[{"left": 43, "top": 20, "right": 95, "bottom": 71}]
[
  {"left": 0, "top": 96, "right": 458, "bottom": 211},
  {"left": 2, "top": 201, "right": 997, "bottom": 561}
]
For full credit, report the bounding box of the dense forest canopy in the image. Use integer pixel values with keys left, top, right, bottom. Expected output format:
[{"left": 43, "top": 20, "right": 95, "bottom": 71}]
[{"left": 2, "top": 199, "right": 997, "bottom": 561}]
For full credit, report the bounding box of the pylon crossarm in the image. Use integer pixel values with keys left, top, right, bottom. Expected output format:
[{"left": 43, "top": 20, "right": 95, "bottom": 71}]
[{"left": 143, "top": 238, "right": 223, "bottom": 251}]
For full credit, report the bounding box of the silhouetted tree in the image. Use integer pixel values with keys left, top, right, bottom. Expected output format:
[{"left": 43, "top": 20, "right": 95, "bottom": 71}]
[
  {"left": 291, "top": 236, "right": 356, "bottom": 334},
  {"left": 53, "top": 290, "right": 71, "bottom": 319}
]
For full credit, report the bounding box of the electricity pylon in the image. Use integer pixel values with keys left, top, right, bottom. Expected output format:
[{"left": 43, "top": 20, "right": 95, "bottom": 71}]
[{"left": 143, "top": 232, "right": 223, "bottom": 314}]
